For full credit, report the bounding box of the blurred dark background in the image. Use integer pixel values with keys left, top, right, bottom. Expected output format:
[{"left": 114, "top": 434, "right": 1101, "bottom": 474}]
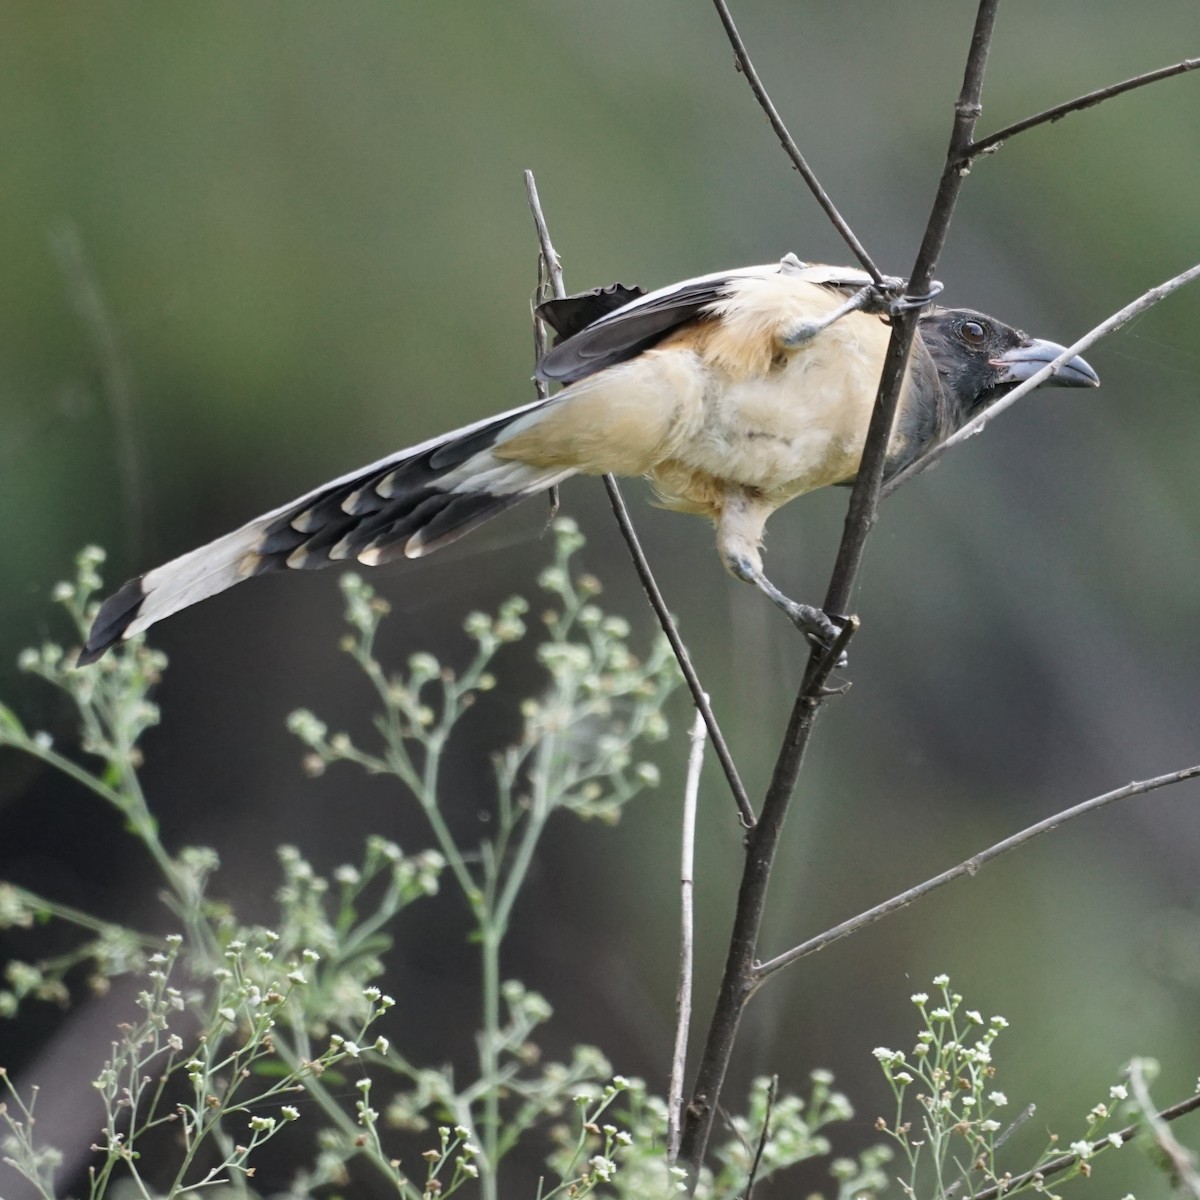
[{"left": 1, "top": 2, "right": 1198, "bottom": 1195}]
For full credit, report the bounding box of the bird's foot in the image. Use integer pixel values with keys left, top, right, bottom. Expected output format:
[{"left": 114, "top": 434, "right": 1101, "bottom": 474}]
[{"left": 785, "top": 602, "right": 851, "bottom": 669}]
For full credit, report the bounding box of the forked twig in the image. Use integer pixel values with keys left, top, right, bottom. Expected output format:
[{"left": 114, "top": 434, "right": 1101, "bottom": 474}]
[{"left": 753, "top": 764, "right": 1200, "bottom": 980}]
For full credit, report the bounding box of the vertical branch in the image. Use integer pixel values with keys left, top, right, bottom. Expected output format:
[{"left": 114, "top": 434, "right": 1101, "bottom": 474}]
[
  {"left": 677, "top": 0, "right": 1002, "bottom": 1177},
  {"left": 668, "top": 709, "right": 707, "bottom": 1163}
]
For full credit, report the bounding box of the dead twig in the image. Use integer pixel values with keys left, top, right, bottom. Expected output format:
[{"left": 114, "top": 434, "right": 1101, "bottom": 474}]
[
  {"left": 967, "top": 56, "right": 1200, "bottom": 161},
  {"left": 882, "top": 260, "right": 1200, "bottom": 498},
  {"left": 708, "top": 0, "right": 883, "bottom": 283},
  {"left": 667, "top": 710, "right": 707, "bottom": 1164},
  {"left": 972, "top": 1089, "right": 1200, "bottom": 1200},
  {"left": 753, "top": 764, "right": 1200, "bottom": 980}
]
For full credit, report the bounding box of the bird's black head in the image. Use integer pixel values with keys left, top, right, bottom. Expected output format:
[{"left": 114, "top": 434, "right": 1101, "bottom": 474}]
[{"left": 918, "top": 306, "right": 1099, "bottom": 422}]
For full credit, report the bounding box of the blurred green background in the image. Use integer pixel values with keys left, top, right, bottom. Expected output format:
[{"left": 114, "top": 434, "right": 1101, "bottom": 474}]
[{"left": 1, "top": 1, "right": 1199, "bottom": 1195}]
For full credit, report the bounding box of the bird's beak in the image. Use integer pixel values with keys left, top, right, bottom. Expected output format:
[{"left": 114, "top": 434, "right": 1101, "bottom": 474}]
[{"left": 992, "top": 338, "right": 1100, "bottom": 388}]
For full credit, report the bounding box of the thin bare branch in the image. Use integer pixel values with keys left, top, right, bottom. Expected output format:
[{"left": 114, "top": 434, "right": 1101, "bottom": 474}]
[
  {"left": 882, "top": 260, "right": 1200, "bottom": 499},
  {"left": 523, "top": 170, "right": 565, "bottom": 302},
  {"left": 968, "top": 57, "right": 1200, "bottom": 161},
  {"left": 971, "top": 1090, "right": 1200, "bottom": 1200},
  {"left": 668, "top": 710, "right": 707, "bottom": 1164},
  {"left": 754, "top": 764, "right": 1200, "bottom": 979},
  {"left": 708, "top": 0, "right": 883, "bottom": 283},
  {"left": 677, "top": 1, "right": 1001, "bottom": 1175},
  {"left": 743, "top": 1076, "right": 777, "bottom": 1200},
  {"left": 522, "top": 171, "right": 755, "bottom": 827}
]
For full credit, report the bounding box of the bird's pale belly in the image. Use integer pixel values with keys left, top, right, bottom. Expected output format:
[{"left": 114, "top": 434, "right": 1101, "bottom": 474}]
[{"left": 653, "top": 369, "right": 873, "bottom": 508}]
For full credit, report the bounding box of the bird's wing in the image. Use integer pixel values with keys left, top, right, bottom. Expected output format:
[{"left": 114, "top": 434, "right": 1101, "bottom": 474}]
[{"left": 536, "top": 256, "right": 877, "bottom": 384}]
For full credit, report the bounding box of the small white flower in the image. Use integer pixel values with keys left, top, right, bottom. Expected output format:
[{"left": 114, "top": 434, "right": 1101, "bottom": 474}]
[
  {"left": 988, "top": 1091, "right": 1008, "bottom": 1106},
  {"left": 1109, "top": 1084, "right": 1128, "bottom": 1100},
  {"left": 218, "top": 1007, "right": 237, "bottom": 1023},
  {"left": 910, "top": 992, "right": 929, "bottom": 1005},
  {"left": 932, "top": 973, "right": 950, "bottom": 987},
  {"left": 374, "top": 1036, "right": 390, "bottom": 1054},
  {"left": 1069, "top": 1140, "right": 1093, "bottom": 1161},
  {"left": 1107, "top": 1133, "right": 1124, "bottom": 1149},
  {"left": 287, "top": 970, "right": 307, "bottom": 985},
  {"left": 281, "top": 1105, "right": 300, "bottom": 1121},
  {"left": 966, "top": 1010, "right": 983, "bottom": 1024},
  {"left": 980, "top": 1119, "right": 1002, "bottom": 1132}
]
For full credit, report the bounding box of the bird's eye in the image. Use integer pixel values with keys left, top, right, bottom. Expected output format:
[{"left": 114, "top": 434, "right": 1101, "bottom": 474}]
[{"left": 960, "top": 320, "right": 987, "bottom": 345}]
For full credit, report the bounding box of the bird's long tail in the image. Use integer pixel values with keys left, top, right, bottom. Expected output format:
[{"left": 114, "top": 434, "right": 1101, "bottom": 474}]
[{"left": 79, "top": 397, "right": 573, "bottom": 663}]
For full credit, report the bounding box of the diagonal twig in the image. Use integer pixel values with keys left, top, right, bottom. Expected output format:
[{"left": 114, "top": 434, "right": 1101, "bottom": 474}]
[
  {"left": 708, "top": 0, "right": 883, "bottom": 283},
  {"left": 522, "top": 171, "right": 755, "bottom": 827},
  {"left": 881, "top": 260, "right": 1200, "bottom": 498},
  {"left": 601, "top": 478, "right": 755, "bottom": 826},
  {"left": 972, "top": 1090, "right": 1200, "bottom": 1200},
  {"left": 743, "top": 1075, "right": 777, "bottom": 1200},
  {"left": 753, "top": 763, "right": 1200, "bottom": 980},
  {"left": 967, "top": 56, "right": 1200, "bottom": 161}
]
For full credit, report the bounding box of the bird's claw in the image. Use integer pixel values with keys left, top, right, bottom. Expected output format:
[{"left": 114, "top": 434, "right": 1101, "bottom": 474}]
[{"left": 788, "top": 603, "right": 851, "bottom": 669}]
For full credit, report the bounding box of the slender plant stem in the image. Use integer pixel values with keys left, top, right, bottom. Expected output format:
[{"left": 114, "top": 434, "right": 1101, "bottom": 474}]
[
  {"left": 677, "top": 1, "right": 1001, "bottom": 1175},
  {"left": 668, "top": 710, "right": 706, "bottom": 1164},
  {"left": 51, "top": 223, "right": 148, "bottom": 564},
  {"left": 967, "top": 56, "right": 1200, "bottom": 161},
  {"left": 708, "top": 0, "right": 882, "bottom": 282},
  {"left": 754, "top": 763, "right": 1200, "bottom": 979}
]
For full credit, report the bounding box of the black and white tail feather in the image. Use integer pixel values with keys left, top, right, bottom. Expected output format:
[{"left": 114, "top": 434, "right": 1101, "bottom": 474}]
[
  {"left": 78, "top": 400, "right": 575, "bottom": 664},
  {"left": 82, "top": 256, "right": 863, "bottom": 663}
]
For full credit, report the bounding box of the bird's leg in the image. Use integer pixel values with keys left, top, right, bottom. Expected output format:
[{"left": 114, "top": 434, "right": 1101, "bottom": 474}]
[
  {"left": 779, "top": 285, "right": 876, "bottom": 346},
  {"left": 716, "top": 492, "right": 848, "bottom": 665},
  {"left": 725, "top": 553, "right": 848, "bottom": 663}
]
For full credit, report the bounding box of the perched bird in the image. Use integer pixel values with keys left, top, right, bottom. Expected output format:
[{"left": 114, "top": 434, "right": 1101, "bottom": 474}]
[{"left": 79, "top": 255, "right": 1098, "bottom": 665}]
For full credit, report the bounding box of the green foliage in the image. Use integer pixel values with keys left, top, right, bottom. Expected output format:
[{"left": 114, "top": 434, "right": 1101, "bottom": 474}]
[
  {"left": 873, "top": 975, "right": 1148, "bottom": 1200},
  {"left": 1, "top": 527, "right": 878, "bottom": 1198}
]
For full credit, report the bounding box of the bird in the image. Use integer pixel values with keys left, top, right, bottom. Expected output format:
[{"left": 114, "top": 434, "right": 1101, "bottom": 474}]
[{"left": 78, "top": 254, "right": 1099, "bottom": 665}]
